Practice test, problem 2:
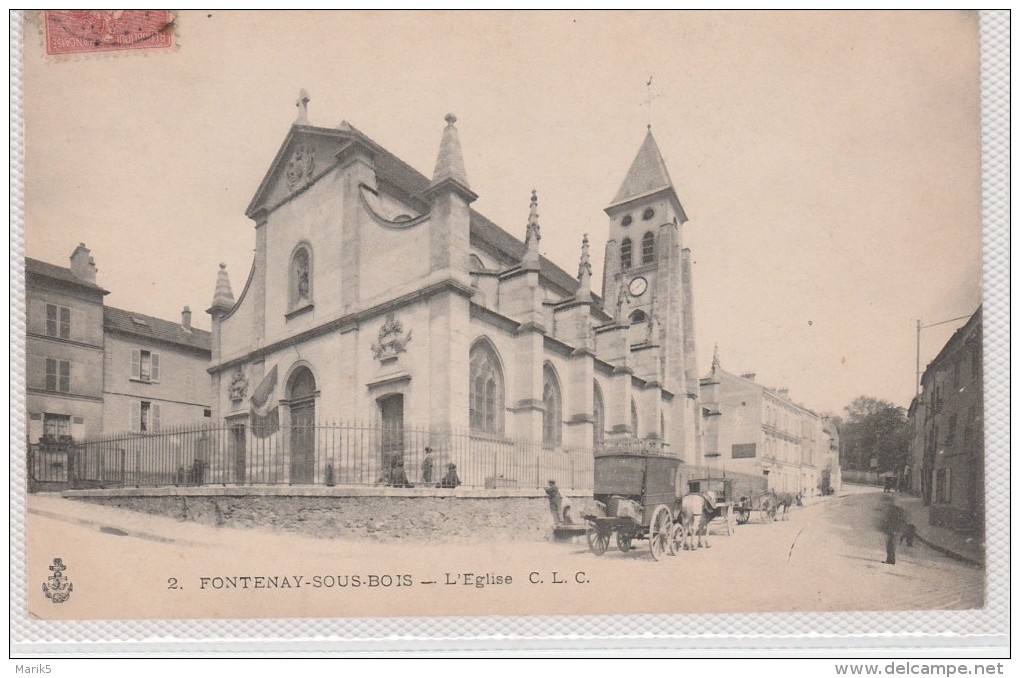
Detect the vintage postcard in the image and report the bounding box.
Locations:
[12,10,1007,651]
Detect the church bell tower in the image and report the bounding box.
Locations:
[602,128,703,464]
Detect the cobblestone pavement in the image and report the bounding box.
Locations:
[24,488,983,619]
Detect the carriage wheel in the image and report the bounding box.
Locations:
[668,522,685,556]
[616,532,633,553]
[736,509,750,525]
[648,506,672,561]
[586,524,610,556]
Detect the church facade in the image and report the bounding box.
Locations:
[206,95,704,487]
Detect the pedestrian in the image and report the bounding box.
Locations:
[387,460,413,488]
[420,446,435,484]
[885,531,897,564]
[545,480,574,526]
[439,462,461,488]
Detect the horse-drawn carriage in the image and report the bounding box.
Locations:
[686,477,739,535]
[583,451,682,561]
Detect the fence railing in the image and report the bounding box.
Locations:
[62,421,600,491]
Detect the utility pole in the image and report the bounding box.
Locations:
[915,314,972,396]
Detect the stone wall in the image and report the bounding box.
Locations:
[68,492,600,544]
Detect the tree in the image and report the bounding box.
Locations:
[838,396,910,473]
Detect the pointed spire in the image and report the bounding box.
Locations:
[295,89,310,125]
[711,343,721,373]
[430,113,470,189]
[210,262,235,312]
[609,128,676,208]
[522,189,541,270]
[576,233,592,301]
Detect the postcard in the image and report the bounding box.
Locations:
[12,10,1008,653]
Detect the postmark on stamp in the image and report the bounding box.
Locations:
[43,10,175,56]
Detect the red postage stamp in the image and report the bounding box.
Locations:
[43,10,175,56]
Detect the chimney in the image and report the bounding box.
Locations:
[740,372,756,381]
[69,243,98,283]
[181,306,192,331]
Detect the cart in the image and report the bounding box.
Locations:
[583,452,682,561]
[734,491,776,524]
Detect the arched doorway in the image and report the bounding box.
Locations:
[288,366,316,484]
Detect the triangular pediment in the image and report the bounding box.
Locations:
[245,126,356,219]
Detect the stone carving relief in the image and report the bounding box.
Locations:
[229,368,249,402]
[285,143,316,192]
[371,312,413,363]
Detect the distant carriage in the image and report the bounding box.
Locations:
[583,451,683,561]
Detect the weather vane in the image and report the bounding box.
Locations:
[642,75,663,129]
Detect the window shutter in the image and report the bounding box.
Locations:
[131,349,141,380]
[131,401,141,432]
[60,306,70,338]
[151,353,160,382]
[152,403,161,431]
[45,358,57,391]
[59,360,70,392]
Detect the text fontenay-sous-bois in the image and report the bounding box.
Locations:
[180,571,591,592]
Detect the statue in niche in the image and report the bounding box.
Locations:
[229,369,248,402]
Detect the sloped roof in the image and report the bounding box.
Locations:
[343,123,581,296]
[104,306,211,353]
[25,257,107,293]
[610,129,676,207]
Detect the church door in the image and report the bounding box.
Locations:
[287,367,317,484]
[290,402,315,484]
[379,394,404,479]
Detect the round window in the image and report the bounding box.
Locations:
[642,207,655,221]
[621,214,633,227]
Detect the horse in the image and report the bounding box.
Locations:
[771,491,801,520]
[679,490,722,550]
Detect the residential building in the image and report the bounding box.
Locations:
[102,306,212,433]
[25,246,212,443]
[909,306,983,531]
[25,245,108,442]
[699,349,824,495]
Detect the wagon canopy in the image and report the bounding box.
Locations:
[593,453,679,498]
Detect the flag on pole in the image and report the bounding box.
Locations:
[250,365,279,438]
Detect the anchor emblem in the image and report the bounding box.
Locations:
[42,557,73,604]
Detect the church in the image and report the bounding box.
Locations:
[206,93,705,488]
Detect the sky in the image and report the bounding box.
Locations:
[20,11,985,415]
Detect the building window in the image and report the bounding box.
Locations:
[620,238,632,270]
[593,381,605,448]
[290,245,312,307]
[641,231,655,264]
[131,349,160,382]
[134,400,161,433]
[542,363,562,446]
[46,304,70,339]
[43,413,71,439]
[45,358,70,393]
[631,398,639,437]
[469,339,504,435]
[946,414,957,448]
[934,467,950,503]
[204,409,212,418]
[970,346,981,381]
[629,309,648,324]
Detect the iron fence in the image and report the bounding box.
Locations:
[65,421,598,491]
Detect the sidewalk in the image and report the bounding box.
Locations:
[894,493,985,567]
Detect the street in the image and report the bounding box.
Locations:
[24,487,983,620]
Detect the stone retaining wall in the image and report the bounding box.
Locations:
[67,491,598,544]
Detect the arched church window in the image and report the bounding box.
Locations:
[290,245,312,307]
[620,238,632,270]
[593,381,605,449]
[629,309,648,324]
[631,398,639,437]
[642,231,655,264]
[543,363,562,446]
[469,339,504,434]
